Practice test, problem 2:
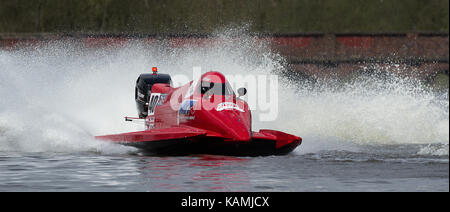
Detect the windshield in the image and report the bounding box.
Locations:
[199,81,235,96]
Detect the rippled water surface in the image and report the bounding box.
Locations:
[0,144,447,192]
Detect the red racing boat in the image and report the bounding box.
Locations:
[95,68,302,156]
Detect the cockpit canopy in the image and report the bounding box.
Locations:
[197,71,235,96]
[200,81,235,96]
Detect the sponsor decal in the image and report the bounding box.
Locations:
[179,115,195,121]
[216,102,244,112]
[179,100,197,115]
[178,100,197,123]
[137,91,145,99]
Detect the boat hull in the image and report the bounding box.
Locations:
[96,127,302,156]
[121,137,301,156]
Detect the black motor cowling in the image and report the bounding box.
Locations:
[135,73,172,118]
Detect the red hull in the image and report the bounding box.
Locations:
[95,127,301,156]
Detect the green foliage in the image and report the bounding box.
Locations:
[0,0,448,33]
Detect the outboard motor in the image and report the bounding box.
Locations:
[135,69,171,118]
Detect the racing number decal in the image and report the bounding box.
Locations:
[148,93,160,115]
[148,93,167,115]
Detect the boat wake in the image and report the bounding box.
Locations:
[0,28,448,156]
